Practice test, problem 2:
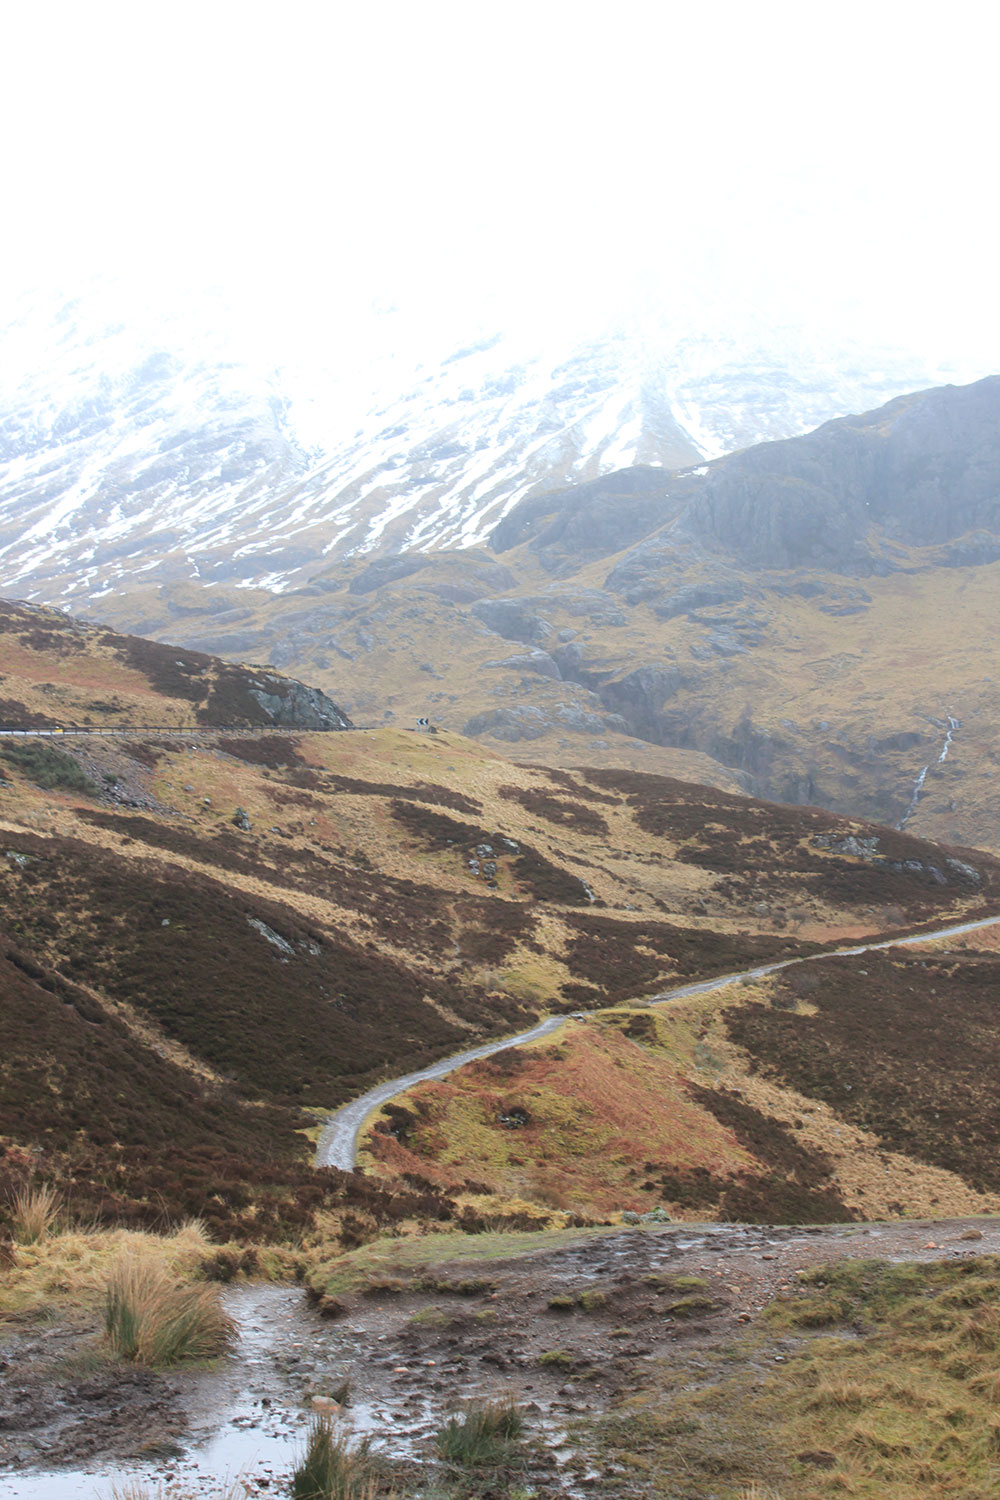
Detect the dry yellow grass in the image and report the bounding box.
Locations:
[649,985,1000,1221]
[0,1220,213,1318]
[764,1257,1000,1498]
[360,980,1000,1223]
[103,1254,236,1364]
[10,1181,62,1244]
[101,548,1000,854]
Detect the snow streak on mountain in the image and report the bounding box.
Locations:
[0,293,978,607]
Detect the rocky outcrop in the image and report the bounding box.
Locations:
[347,552,517,601]
[246,676,353,731]
[348,556,431,594]
[470,599,552,645]
[812,833,981,886]
[677,375,1000,573]
[462,703,628,741]
[593,666,687,742]
[483,651,562,680]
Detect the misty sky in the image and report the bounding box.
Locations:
[3,0,998,378]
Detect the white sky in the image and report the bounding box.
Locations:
[2,0,998,376]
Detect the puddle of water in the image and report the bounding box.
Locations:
[0,1282,459,1498]
[0,1411,307,1500]
[0,1287,314,1499]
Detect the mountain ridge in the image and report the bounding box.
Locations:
[0,292,976,607]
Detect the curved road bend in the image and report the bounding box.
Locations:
[314,1017,567,1170]
[315,911,1000,1171]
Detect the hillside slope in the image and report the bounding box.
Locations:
[0,633,998,1236]
[365,922,1000,1224]
[94,375,1000,851]
[0,598,352,731]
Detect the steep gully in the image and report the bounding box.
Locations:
[316,908,1000,1171]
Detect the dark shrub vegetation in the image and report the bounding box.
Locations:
[0,741,98,795]
[498,784,609,836]
[389,799,490,850]
[0,831,533,1112]
[112,633,212,702]
[217,735,309,768]
[563,915,813,1001]
[587,768,1000,918]
[0,698,59,730]
[726,950,1000,1194]
[511,847,592,904]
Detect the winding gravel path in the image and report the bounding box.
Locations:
[315,911,1000,1170]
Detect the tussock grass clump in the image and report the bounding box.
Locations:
[11,1182,61,1244]
[104,1256,236,1365]
[291,1419,383,1499]
[435,1396,524,1467]
[0,1220,213,1320]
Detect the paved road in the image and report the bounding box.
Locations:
[0,725,327,738]
[314,1016,567,1170]
[315,910,1000,1170]
[643,912,1000,1005]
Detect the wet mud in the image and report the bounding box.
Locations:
[2,1217,999,1497]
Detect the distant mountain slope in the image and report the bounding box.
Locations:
[84,374,1000,854]
[0,291,968,606]
[492,374,1000,574]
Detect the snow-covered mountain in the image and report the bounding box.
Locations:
[0,290,984,609]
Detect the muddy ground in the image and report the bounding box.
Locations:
[2,1216,999,1497]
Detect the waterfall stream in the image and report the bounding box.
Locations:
[898,714,959,830]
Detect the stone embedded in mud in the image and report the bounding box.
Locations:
[311,1395,343,1414]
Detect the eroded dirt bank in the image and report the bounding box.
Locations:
[2,1215,999,1497]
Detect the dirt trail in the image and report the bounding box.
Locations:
[3,1215,999,1498]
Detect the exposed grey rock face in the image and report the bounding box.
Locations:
[595,666,687,741]
[491,375,1000,577]
[490,467,681,569]
[940,532,1000,568]
[346,555,521,600]
[462,704,627,741]
[470,599,551,645]
[812,833,981,886]
[652,582,748,620]
[348,556,431,594]
[678,375,1000,572]
[247,676,353,731]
